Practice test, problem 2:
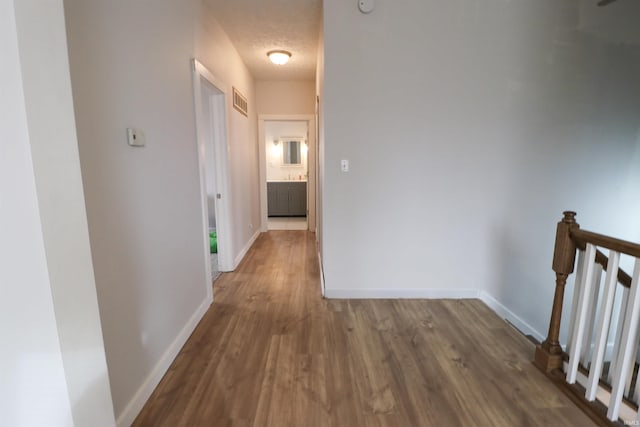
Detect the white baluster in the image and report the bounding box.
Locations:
[627,342,640,402]
[586,251,620,401]
[634,347,640,403]
[566,249,586,356]
[567,243,597,384]
[609,286,630,383]
[607,258,640,421]
[581,263,603,366]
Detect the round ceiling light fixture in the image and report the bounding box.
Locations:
[267,50,292,65]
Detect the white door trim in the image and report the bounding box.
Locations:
[192,59,234,303]
[258,114,316,232]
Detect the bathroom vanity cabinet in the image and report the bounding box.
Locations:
[267,182,307,217]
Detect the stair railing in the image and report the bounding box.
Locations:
[535,211,640,425]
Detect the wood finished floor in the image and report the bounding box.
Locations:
[133,231,594,427]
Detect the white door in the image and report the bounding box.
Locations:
[192,60,234,301]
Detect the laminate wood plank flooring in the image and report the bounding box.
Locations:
[133,231,595,426]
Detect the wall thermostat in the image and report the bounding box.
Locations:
[358,0,375,13]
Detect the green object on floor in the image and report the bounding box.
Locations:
[209,232,217,254]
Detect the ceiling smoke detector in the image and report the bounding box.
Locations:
[267,50,292,65]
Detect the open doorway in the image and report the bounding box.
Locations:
[192,60,234,299]
[265,120,309,230]
[259,115,316,232]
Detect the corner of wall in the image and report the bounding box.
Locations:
[115,295,212,427]
[479,291,545,342]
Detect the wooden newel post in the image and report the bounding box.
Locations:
[534,211,579,373]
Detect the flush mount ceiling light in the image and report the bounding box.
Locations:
[267,50,291,65]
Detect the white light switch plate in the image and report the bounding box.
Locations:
[341,159,349,172]
[127,128,145,147]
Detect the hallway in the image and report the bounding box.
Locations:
[133,231,593,426]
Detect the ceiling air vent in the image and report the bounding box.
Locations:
[232,87,248,117]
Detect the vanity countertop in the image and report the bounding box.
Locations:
[267,180,307,183]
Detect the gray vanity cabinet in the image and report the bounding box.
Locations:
[268,183,290,216]
[288,183,307,216]
[267,182,307,217]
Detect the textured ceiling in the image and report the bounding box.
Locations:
[204,0,321,81]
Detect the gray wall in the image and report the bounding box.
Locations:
[321,0,640,337]
[65,0,260,423]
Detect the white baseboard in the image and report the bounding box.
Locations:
[233,229,260,269]
[317,251,325,297]
[116,294,212,427]
[323,288,481,299]
[479,291,545,342]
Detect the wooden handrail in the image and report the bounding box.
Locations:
[594,249,632,288]
[535,211,640,424]
[535,212,640,372]
[571,228,640,259]
[570,228,637,288]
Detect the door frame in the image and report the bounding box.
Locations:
[258,114,317,232]
[192,59,234,302]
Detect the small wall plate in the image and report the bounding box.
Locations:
[358,0,375,13]
[127,128,145,147]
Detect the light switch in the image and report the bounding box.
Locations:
[341,159,349,172]
[127,128,146,147]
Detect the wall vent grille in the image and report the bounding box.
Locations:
[232,87,248,117]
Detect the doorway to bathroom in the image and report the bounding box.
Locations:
[259,116,316,232]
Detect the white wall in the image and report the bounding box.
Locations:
[257,81,317,231]
[65,0,260,424]
[1,3,72,424]
[195,4,261,259]
[316,19,325,272]
[2,0,115,425]
[255,82,316,184]
[265,121,309,181]
[322,0,640,338]
[256,80,316,115]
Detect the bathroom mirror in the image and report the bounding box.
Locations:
[282,139,303,165]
